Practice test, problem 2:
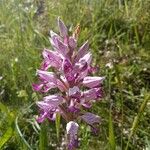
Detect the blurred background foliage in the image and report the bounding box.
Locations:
[0,0,150,149]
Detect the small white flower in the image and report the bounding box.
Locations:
[105,62,113,69]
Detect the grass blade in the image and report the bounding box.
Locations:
[39,121,48,150]
[125,92,150,150]
[15,116,33,150]
[55,113,61,141]
[109,109,116,150]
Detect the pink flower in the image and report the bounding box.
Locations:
[33,17,104,149]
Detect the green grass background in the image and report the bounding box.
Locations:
[0,0,150,149]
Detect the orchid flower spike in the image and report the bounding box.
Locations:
[33,17,104,150]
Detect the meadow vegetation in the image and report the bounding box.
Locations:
[0,0,150,149]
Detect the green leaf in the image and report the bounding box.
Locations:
[0,126,13,149]
[0,102,9,114]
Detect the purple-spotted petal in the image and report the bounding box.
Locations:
[36,95,62,115]
[63,59,73,73]
[68,86,80,97]
[68,99,80,113]
[66,121,79,150]
[82,76,105,88]
[62,59,76,84]
[76,68,89,82]
[58,17,68,37]
[74,60,88,73]
[42,49,62,70]
[68,106,80,113]
[66,74,76,83]
[83,88,102,101]
[69,37,77,49]
[74,40,89,62]
[43,95,63,106]
[37,70,57,83]
[56,79,67,92]
[37,70,68,92]
[79,52,92,65]
[56,38,68,56]
[74,52,92,79]
[68,87,79,95]
[36,108,58,123]
[80,112,100,126]
[36,95,63,123]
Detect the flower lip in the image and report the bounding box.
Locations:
[66,121,79,149]
[66,121,79,135]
